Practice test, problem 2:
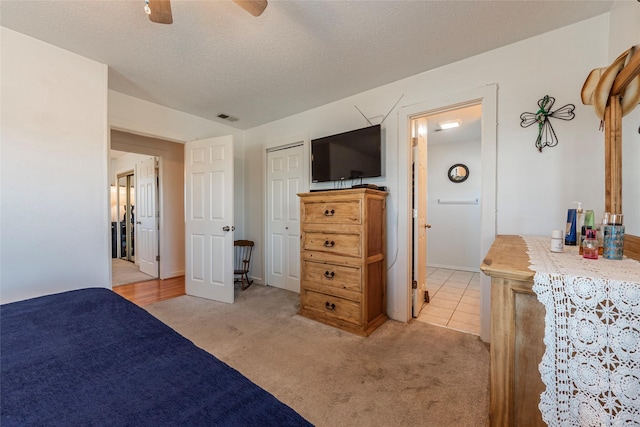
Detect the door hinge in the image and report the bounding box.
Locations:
[156,255,160,261]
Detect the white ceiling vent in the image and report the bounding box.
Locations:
[217,113,239,122]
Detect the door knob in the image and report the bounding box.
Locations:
[136,221,142,225]
[222,226,231,232]
[425,224,432,228]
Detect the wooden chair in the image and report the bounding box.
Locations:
[234,240,254,290]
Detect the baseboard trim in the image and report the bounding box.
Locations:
[427,263,481,273]
[161,269,185,280]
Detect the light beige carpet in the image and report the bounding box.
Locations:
[112,258,154,286]
[146,284,490,427]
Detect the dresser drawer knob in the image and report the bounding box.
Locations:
[323,240,335,248]
[324,271,335,279]
[325,302,336,310]
[324,209,335,216]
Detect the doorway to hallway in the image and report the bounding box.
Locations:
[411,104,483,322]
[111,154,159,286]
[109,129,185,289]
[398,84,497,341]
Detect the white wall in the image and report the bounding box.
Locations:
[242,15,611,323]
[110,152,145,187]
[0,28,109,303]
[427,140,481,271]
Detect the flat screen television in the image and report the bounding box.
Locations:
[311,124,382,183]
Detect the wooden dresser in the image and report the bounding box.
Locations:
[297,189,387,336]
[480,235,545,427]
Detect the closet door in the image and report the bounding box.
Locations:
[267,144,303,293]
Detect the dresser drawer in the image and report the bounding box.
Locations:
[301,289,361,325]
[302,260,361,292]
[301,232,361,257]
[303,200,361,225]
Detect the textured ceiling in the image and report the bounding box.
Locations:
[1,0,614,130]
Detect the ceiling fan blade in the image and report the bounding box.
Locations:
[233,0,268,17]
[148,0,173,24]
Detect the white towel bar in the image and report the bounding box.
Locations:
[437,198,479,205]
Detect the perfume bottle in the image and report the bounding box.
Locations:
[578,225,592,255]
[596,212,609,255]
[582,228,599,260]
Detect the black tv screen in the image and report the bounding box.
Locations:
[311,124,382,182]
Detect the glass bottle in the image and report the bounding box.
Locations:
[582,228,599,259]
[596,212,609,255]
[603,214,625,260]
[578,226,591,255]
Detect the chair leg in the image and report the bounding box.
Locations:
[241,272,253,291]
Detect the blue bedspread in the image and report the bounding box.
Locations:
[1,288,312,426]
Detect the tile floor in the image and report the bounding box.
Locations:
[415,267,481,336]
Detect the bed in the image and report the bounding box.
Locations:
[1,288,312,426]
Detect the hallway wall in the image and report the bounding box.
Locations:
[427,139,481,271]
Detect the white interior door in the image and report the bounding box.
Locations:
[413,117,428,317]
[185,135,234,303]
[137,156,159,277]
[267,144,303,293]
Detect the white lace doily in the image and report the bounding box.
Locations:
[523,236,640,427]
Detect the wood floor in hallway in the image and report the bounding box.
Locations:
[113,276,185,306]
